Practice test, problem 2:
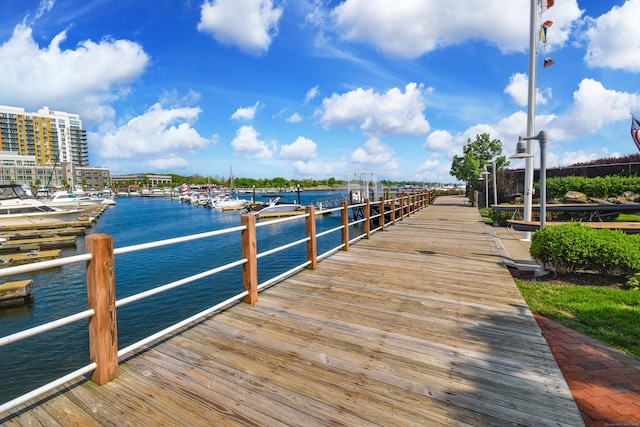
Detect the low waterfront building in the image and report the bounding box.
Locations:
[0,151,110,189]
[111,174,172,188]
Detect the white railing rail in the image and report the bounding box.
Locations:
[0,191,435,415]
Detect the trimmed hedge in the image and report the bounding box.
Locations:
[530,224,640,275]
[540,175,640,200]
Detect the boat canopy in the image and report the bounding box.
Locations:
[0,185,30,201]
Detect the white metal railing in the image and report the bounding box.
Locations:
[0,191,434,415]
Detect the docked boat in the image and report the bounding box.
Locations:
[242,196,303,218]
[0,185,82,226]
[43,191,105,208]
[209,195,248,210]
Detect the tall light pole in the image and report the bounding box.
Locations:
[491,160,498,206]
[481,166,490,208]
[511,130,547,230]
[522,0,538,241]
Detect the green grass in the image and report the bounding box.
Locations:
[478,208,494,225]
[516,280,640,360]
[616,213,640,222]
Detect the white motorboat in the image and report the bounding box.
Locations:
[43,191,104,208]
[210,195,248,210]
[0,185,82,226]
[243,196,303,218]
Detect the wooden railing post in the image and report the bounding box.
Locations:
[305,206,317,269]
[379,196,385,231]
[390,197,396,225]
[364,199,371,238]
[241,214,258,304]
[340,200,349,251]
[398,194,404,221]
[405,194,410,217]
[86,233,118,385]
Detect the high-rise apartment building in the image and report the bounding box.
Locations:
[0,105,88,167]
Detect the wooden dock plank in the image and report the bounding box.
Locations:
[2,195,585,426]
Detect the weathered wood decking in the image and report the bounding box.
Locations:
[3,195,584,426]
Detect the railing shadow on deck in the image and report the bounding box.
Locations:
[0,191,436,414]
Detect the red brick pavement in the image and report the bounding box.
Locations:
[535,314,640,427]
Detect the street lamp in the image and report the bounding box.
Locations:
[481,166,490,208]
[491,160,498,207]
[510,130,548,230]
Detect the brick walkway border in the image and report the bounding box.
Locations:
[535,314,640,426]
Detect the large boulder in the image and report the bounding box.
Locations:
[622,191,640,203]
[564,191,589,203]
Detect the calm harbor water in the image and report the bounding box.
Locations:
[0,191,347,404]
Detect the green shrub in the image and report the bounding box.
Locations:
[530,224,640,275]
[541,175,640,200]
[626,273,640,291]
[489,209,513,226]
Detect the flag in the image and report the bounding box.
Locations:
[539,26,548,42]
[540,0,554,12]
[540,21,552,43]
[632,114,640,152]
[544,57,554,68]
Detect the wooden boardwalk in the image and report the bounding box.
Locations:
[3,195,584,426]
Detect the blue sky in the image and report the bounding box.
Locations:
[1,0,639,183]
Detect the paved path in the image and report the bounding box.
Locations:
[493,221,640,426]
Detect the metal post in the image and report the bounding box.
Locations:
[492,160,498,206]
[539,131,547,229]
[522,0,538,241]
[481,166,490,208]
[511,131,547,231]
[485,174,489,208]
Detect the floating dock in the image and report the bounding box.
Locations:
[0,249,62,267]
[0,235,76,252]
[254,209,306,220]
[0,279,34,305]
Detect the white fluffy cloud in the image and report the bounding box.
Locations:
[286,113,303,123]
[332,0,581,58]
[416,153,452,182]
[548,78,640,140]
[279,136,317,160]
[584,0,640,71]
[291,160,335,176]
[305,86,319,103]
[0,23,149,125]
[231,125,274,158]
[198,0,283,55]
[504,73,551,107]
[231,102,260,120]
[318,83,430,137]
[423,130,456,154]
[351,138,398,171]
[95,102,211,167]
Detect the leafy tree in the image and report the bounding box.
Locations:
[450,133,508,196]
